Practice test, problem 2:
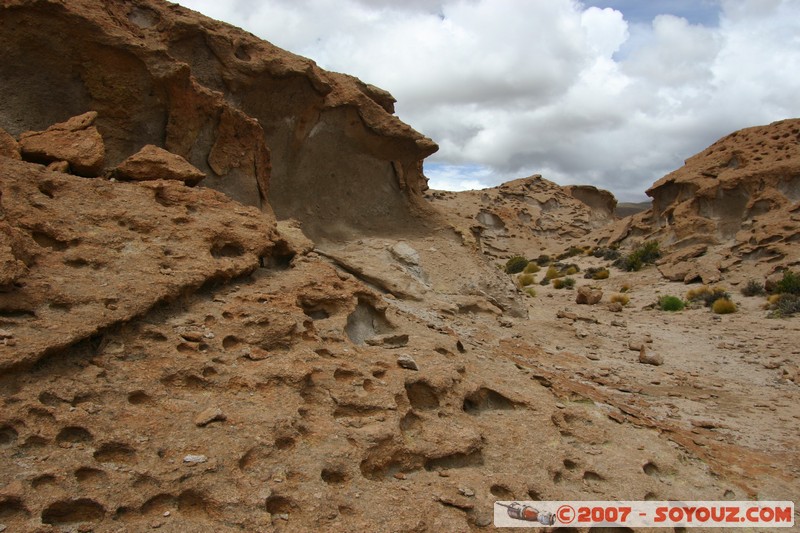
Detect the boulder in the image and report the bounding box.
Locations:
[576,286,603,305]
[112,144,206,185]
[18,111,105,176]
[0,128,20,160]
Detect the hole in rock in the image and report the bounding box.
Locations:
[405,381,440,410]
[55,426,93,444]
[41,498,104,525]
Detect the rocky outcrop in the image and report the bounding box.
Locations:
[0,157,276,371]
[426,175,618,260]
[0,0,437,238]
[592,119,800,280]
[564,184,617,221]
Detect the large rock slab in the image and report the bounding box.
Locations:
[18,111,105,176]
[112,144,206,185]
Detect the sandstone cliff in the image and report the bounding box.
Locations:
[0,0,437,239]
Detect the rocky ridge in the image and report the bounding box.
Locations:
[426,175,617,260]
[593,119,800,283]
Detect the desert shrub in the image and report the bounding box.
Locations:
[592,269,610,280]
[525,288,536,298]
[545,266,561,280]
[557,247,583,261]
[615,240,660,272]
[768,294,782,305]
[518,274,535,287]
[523,263,541,274]
[711,298,737,314]
[539,277,551,286]
[535,254,551,266]
[619,283,631,293]
[610,293,630,306]
[658,295,685,312]
[741,279,766,297]
[775,270,800,295]
[505,256,529,274]
[564,266,579,276]
[686,285,730,308]
[563,277,576,289]
[584,266,602,279]
[769,293,800,317]
[592,247,621,261]
[552,278,565,289]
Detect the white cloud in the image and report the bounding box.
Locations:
[175,0,800,201]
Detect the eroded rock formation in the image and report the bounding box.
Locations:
[0,156,276,371]
[426,175,618,260]
[593,119,800,282]
[0,0,437,238]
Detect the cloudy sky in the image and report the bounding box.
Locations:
[174,0,800,201]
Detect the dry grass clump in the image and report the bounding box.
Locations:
[712,298,737,314]
[518,274,535,287]
[686,285,730,307]
[523,263,541,274]
[609,293,630,306]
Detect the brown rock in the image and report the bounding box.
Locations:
[195,407,226,427]
[112,145,205,185]
[576,286,603,305]
[46,161,71,173]
[638,347,664,366]
[0,128,20,160]
[19,111,105,176]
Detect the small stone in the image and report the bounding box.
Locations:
[0,524,6,532]
[458,487,475,497]
[556,310,577,320]
[183,454,208,465]
[586,353,600,361]
[366,333,409,348]
[438,470,450,477]
[638,347,664,366]
[163,511,171,517]
[474,513,494,527]
[499,318,513,328]
[0,330,13,339]
[46,160,70,173]
[243,347,269,361]
[180,331,205,342]
[195,407,226,427]
[610,319,626,327]
[607,303,624,313]
[397,354,419,371]
[278,513,289,521]
[393,472,407,480]
[629,341,644,352]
